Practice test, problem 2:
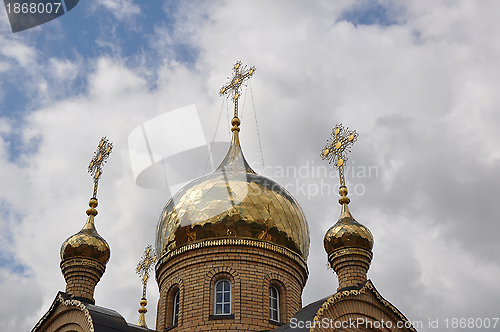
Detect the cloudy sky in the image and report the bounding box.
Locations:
[1,0,499,331]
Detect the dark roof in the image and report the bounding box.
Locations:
[32,292,155,332]
[270,295,331,332]
[271,280,417,332]
[85,302,151,332]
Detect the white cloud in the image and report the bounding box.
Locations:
[49,58,80,81]
[0,61,10,72]
[0,39,37,68]
[93,0,140,21]
[89,57,147,98]
[1,1,500,332]
[0,269,43,331]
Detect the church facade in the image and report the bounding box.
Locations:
[32,63,417,332]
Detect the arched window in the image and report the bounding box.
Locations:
[269,286,280,322]
[214,279,231,315]
[172,290,180,326]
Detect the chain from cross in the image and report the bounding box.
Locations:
[321,124,359,187]
[88,137,113,199]
[136,245,157,299]
[219,61,256,118]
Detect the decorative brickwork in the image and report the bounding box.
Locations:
[155,239,308,331]
[60,257,106,304]
[328,247,372,291]
[32,294,94,332]
[310,280,417,332]
[157,237,308,272]
[205,266,240,321]
[158,276,184,329]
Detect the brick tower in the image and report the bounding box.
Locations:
[60,197,110,304]
[33,138,162,332]
[59,137,113,305]
[298,124,416,332]
[154,62,310,331]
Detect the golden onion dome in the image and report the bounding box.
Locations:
[60,198,110,265]
[156,117,310,260]
[324,187,373,255]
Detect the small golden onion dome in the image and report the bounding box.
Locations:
[156,118,310,260]
[60,198,110,265]
[324,187,373,255]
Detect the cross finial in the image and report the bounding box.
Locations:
[136,245,156,299]
[321,124,359,188]
[219,61,256,118]
[136,245,157,328]
[88,137,113,199]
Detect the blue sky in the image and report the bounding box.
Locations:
[1,0,203,161]
[1,1,500,331]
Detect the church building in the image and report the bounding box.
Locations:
[32,63,417,332]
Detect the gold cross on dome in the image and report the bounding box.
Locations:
[219,61,256,118]
[88,137,113,199]
[136,245,157,299]
[321,124,359,187]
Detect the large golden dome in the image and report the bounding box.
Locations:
[60,198,110,265]
[155,118,310,260]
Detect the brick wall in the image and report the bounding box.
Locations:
[60,257,105,304]
[155,242,308,332]
[329,248,372,291]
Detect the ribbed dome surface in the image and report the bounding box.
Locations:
[324,204,373,254]
[60,214,110,265]
[156,128,310,260]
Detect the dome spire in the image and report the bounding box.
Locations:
[321,125,374,291]
[214,62,257,173]
[219,61,256,148]
[136,245,157,328]
[60,137,113,304]
[230,116,241,146]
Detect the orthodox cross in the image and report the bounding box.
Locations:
[136,245,156,299]
[136,245,157,328]
[88,137,113,199]
[219,61,256,118]
[321,124,359,188]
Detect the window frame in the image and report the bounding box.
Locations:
[165,284,181,330]
[269,285,280,322]
[172,289,180,326]
[214,279,232,315]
